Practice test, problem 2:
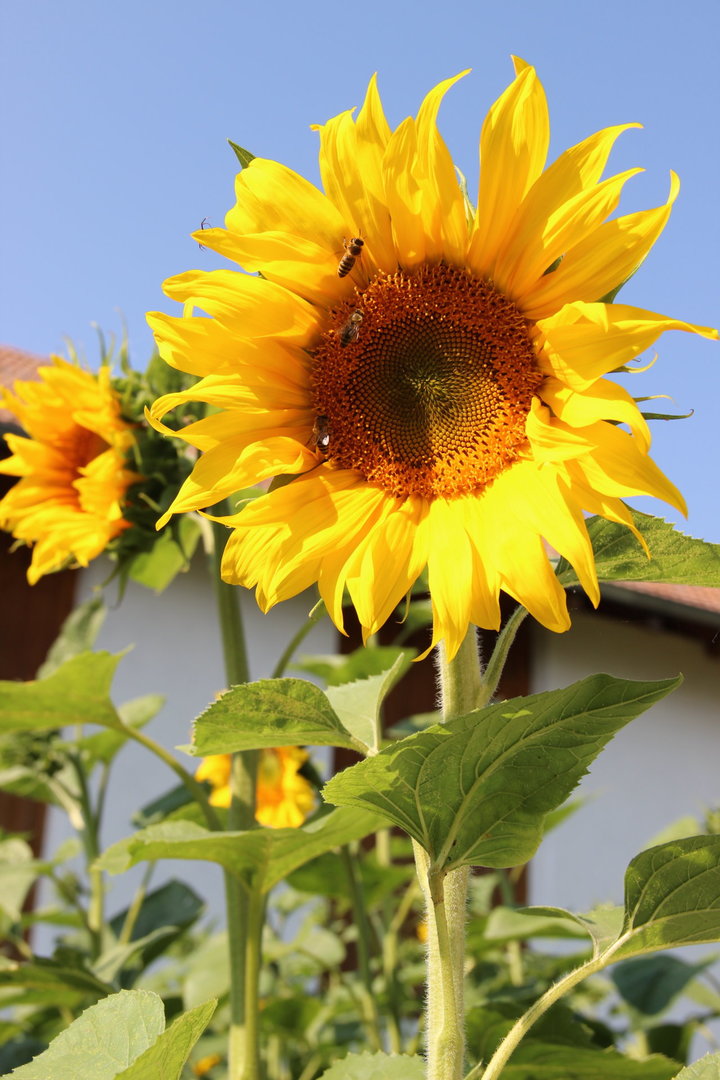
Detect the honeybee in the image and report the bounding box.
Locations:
[339,311,363,347]
[312,415,331,455]
[337,236,364,278]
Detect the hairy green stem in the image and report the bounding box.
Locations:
[468,951,612,1080]
[418,629,483,1080]
[271,598,326,678]
[477,604,529,708]
[208,514,259,1080]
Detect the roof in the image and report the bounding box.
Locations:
[602,580,720,631]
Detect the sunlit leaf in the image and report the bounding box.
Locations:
[318,1051,425,1079]
[325,653,410,754]
[614,836,720,960]
[557,512,720,587]
[324,674,680,871]
[6,989,164,1078]
[670,1054,720,1079]
[113,999,216,1080]
[97,807,385,894]
[188,678,361,756]
[0,653,122,735]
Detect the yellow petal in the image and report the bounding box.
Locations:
[537,301,718,390]
[541,376,652,452]
[575,420,687,514]
[520,174,681,320]
[414,71,470,263]
[468,59,549,277]
[383,117,426,268]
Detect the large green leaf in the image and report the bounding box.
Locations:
[557,512,720,587]
[318,1051,425,1079]
[498,1045,678,1078]
[7,989,164,1079]
[37,596,107,678]
[671,1055,720,1080]
[113,999,216,1080]
[324,654,410,755]
[188,678,362,756]
[0,653,122,734]
[323,674,680,871]
[614,836,720,960]
[0,838,38,923]
[611,954,717,1016]
[97,807,385,894]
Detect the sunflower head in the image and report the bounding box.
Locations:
[0,357,139,584]
[148,59,716,658]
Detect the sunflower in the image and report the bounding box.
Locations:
[0,357,139,583]
[196,747,315,828]
[148,59,716,658]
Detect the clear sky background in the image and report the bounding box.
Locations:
[1,0,718,540]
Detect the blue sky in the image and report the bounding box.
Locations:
[1,0,718,540]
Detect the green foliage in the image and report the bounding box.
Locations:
[5,990,214,1080]
[612,955,718,1016]
[98,807,387,892]
[671,1055,720,1079]
[0,652,122,735]
[318,1051,425,1079]
[557,511,720,587]
[228,140,255,168]
[324,674,680,871]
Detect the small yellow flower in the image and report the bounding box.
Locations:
[0,357,139,583]
[196,747,315,828]
[149,59,716,658]
[192,1053,222,1077]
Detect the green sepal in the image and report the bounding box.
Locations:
[228,140,255,169]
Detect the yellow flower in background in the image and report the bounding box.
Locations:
[148,59,716,658]
[196,747,315,828]
[0,358,139,584]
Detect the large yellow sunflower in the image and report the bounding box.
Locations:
[0,357,138,583]
[148,59,716,658]
[196,747,315,828]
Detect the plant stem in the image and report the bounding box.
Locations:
[271,598,326,678]
[340,845,383,1051]
[477,604,528,708]
[208,514,259,1080]
[468,952,611,1080]
[117,862,155,946]
[67,752,104,958]
[420,628,482,1080]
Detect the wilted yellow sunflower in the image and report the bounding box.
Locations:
[148,59,716,658]
[196,747,315,828]
[0,357,138,583]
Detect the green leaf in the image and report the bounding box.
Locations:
[518,904,625,955]
[127,516,200,592]
[482,905,592,944]
[91,928,181,985]
[499,1045,678,1077]
[37,596,107,678]
[132,783,194,827]
[293,645,412,686]
[0,653,122,735]
[614,836,720,960]
[557,511,720,588]
[182,932,229,1010]
[78,693,164,768]
[0,838,38,923]
[0,958,113,1008]
[113,999,216,1080]
[97,807,386,893]
[189,678,361,756]
[324,653,410,754]
[323,674,680,871]
[671,1054,720,1079]
[318,1051,425,1079]
[228,140,255,168]
[6,988,164,1078]
[612,954,717,1016]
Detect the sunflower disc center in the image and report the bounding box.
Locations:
[312,264,541,499]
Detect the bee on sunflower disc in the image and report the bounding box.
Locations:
[339,311,363,347]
